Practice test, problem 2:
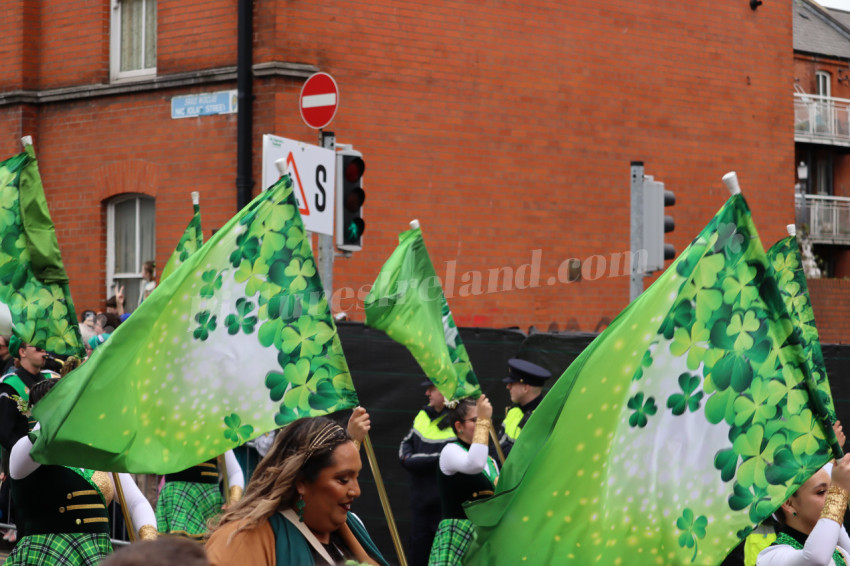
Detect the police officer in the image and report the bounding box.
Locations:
[399,381,456,566]
[498,358,552,458]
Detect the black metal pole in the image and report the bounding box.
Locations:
[236,0,254,211]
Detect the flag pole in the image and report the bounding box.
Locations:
[111,473,137,542]
[218,454,231,506]
[490,428,506,465]
[363,433,408,566]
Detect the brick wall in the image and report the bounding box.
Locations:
[0,0,808,334]
[809,278,850,343]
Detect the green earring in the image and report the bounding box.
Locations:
[792,511,797,517]
[296,495,306,522]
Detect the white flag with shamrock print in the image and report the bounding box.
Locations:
[31,174,359,473]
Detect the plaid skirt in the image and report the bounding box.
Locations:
[427,519,476,566]
[4,532,112,565]
[155,480,223,539]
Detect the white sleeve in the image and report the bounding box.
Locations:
[115,473,157,534]
[9,424,40,480]
[757,519,842,565]
[838,525,850,557]
[224,449,244,489]
[439,442,488,476]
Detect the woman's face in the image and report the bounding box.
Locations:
[785,469,830,535]
[455,405,478,444]
[297,441,362,543]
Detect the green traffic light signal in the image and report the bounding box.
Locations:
[336,150,365,251]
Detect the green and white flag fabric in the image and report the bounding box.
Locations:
[0,146,84,357]
[32,174,358,473]
[767,234,836,423]
[364,227,479,402]
[464,194,839,565]
[160,193,203,282]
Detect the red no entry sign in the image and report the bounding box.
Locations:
[299,73,339,129]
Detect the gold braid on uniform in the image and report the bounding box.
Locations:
[229,485,244,503]
[92,472,114,506]
[821,485,849,524]
[473,418,491,445]
[139,524,158,540]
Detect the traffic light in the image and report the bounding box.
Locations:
[335,148,365,251]
[643,176,675,272]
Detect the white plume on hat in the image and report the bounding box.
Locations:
[0,301,14,336]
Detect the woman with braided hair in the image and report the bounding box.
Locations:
[205,409,388,566]
[757,454,850,565]
[428,395,498,566]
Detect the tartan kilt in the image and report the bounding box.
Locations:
[427,519,476,566]
[4,532,112,565]
[155,480,223,539]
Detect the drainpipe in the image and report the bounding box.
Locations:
[236,0,254,211]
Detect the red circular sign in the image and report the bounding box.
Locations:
[299,73,339,129]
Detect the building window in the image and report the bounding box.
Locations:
[110,0,157,81]
[816,71,831,98]
[106,195,155,310]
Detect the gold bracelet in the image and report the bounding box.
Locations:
[821,485,849,524]
[138,524,158,540]
[353,439,361,451]
[473,418,491,445]
[229,485,244,503]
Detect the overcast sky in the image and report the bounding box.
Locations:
[820,0,850,11]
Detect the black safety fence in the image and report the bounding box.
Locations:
[0,324,846,566]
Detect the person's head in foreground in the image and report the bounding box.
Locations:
[99,535,209,566]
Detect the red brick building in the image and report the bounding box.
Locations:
[2,0,847,340]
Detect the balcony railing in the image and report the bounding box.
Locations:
[794,92,850,146]
[795,193,850,244]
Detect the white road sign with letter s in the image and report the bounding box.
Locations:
[261,134,335,236]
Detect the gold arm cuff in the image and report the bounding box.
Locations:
[229,485,244,503]
[353,439,361,451]
[139,524,158,540]
[820,485,849,524]
[473,418,491,445]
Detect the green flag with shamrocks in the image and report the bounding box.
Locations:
[768,233,836,423]
[463,194,840,565]
[31,174,358,473]
[364,227,479,402]
[0,146,84,357]
[160,192,203,282]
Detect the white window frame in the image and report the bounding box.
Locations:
[105,194,155,303]
[816,71,831,98]
[110,0,157,82]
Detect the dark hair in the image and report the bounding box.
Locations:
[99,536,208,566]
[29,378,59,408]
[447,398,476,437]
[103,313,121,330]
[105,296,117,309]
[210,416,352,538]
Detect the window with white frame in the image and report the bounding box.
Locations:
[816,71,831,98]
[110,0,157,81]
[107,195,155,310]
